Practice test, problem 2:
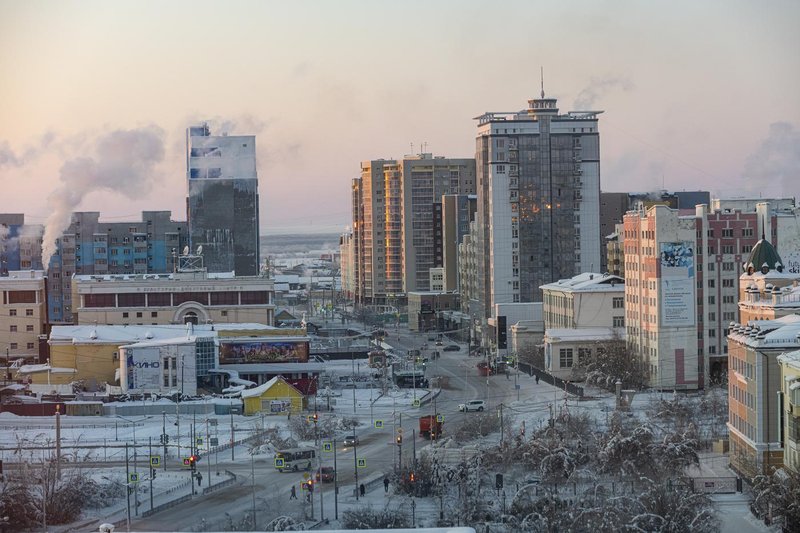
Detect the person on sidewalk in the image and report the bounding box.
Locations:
[383,477,390,493]
[535,375,540,385]
[359,483,366,497]
[290,485,297,499]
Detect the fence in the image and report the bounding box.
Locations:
[690,476,738,494]
[518,363,584,398]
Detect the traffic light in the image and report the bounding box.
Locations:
[151,469,157,480]
[396,434,402,445]
[409,472,416,483]
[307,479,314,493]
[188,454,200,470]
[312,413,319,423]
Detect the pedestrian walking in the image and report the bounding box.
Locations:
[359,483,366,496]
[535,375,540,385]
[383,477,390,493]
[290,485,297,499]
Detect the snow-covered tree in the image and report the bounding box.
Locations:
[583,333,646,391]
[750,468,800,530]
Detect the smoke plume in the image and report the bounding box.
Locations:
[742,121,800,199]
[573,76,634,110]
[41,126,165,267]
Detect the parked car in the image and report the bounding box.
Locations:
[316,466,336,482]
[343,435,359,447]
[458,400,486,412]
[443,344,460,352]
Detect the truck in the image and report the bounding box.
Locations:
[419,415,443,440]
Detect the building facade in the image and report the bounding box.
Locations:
[46,211,187,323]
[186,123,260,276]
[0,214,44,273]
[777,350,800,473]
[540,272,625,330]
[0,270,47,361]
[442,194,477,292]
[474,92,602,327]
[624,200,800,390]
[351,154,475,306]
[72,271,275,326]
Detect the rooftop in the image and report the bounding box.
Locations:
[540,272,625,292]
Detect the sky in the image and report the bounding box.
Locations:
[1,0,799,238]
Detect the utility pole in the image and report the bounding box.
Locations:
[206,419,211,487]
[162,411,167,470]
[353,430,360,501]
[230,402,235,460]
[251,453,257,529]
[149,437,154,511]
[499,404,505,444]
[125,444,131,530]
[55,405,61,480]
[333,437,339,520]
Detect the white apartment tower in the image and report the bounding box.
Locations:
[474,91,602,321]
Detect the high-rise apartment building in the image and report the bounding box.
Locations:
[441,194,477,292]
[623,200,800,390]
[47,211,187,323]
[186,123,260,276]
[0,214,43,273]
[474,92,602,324]
[350,154,475,306]
[0,270,47,361]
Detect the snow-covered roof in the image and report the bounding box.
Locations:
[49,324,215,345]
[241,376,281,398]
[17,363,77,375]
[728,315,800,349]
[544,327,623,343]
[120,336,200,349]
[539,272,624,293]
[777,349,800,370]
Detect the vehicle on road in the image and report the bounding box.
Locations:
[316,466,336,482]
[343,435,359,447]
[419,415,443,440]
[458,400,486,412]
[274,447,315,472]
[443,344,460,352]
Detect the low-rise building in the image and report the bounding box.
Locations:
[544,327,621,380]
[0,270,47,362]
[72,270,275,326]
[540,272,625,330]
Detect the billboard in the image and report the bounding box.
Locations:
[219,341,309,365]
[660,242,695,327]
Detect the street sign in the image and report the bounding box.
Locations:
[274,458,285,469]
[412,399,420,408]
[374,420,384,429]
[303,472,310,480]
[182,458,191,468]
[195,437,203,446]
[150,455,161,467]
[357,458,366,468]
[129,472,139,484]
[322,441,333,452]
[436,414,444,423]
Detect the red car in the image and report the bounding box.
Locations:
[316,466,335,482]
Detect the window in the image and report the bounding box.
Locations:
[118,293,146,307]
[27,343,34,350]
[26,309,33,316]
[559,348,574,368]
[722,279,734,288]
[26,325,33,332]
[241,291,268,305]
[722,229,733,238]
[10,325,17,332]
[708,312,716,322]
[578,347,592,361]
[9,309,16,316]
[122,312,129,318]
[742,227,753,237]
[708,295,715,304]
[613,316,625,327]
[707,279,715,288]
[723,295,735,304]
[722,262,734,271]
[10,343,17,349]
[136,312,143,318]
[722,245,734,254]
[151,312,158,318]
[612,297,624,309]
[709,329,716,338]
[742,245,752,253]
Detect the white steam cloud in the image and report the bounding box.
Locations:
[742,121,800,199]
[573,76,634,110]
[41,127,166,267]
[0,132,58,169]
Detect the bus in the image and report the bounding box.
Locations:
[274,447,315,472]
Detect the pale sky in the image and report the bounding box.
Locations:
[1,0,799,235]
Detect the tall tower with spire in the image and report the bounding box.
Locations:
[471,85,603,324]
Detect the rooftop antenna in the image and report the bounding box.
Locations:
[540,66,545,98]
[410,142,414,154]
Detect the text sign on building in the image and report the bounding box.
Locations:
[659,242,695,327]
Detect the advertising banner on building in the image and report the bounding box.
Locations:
[219,341,309,364]
[660,242,695,327]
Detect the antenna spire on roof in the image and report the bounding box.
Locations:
[540,66,545,98]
